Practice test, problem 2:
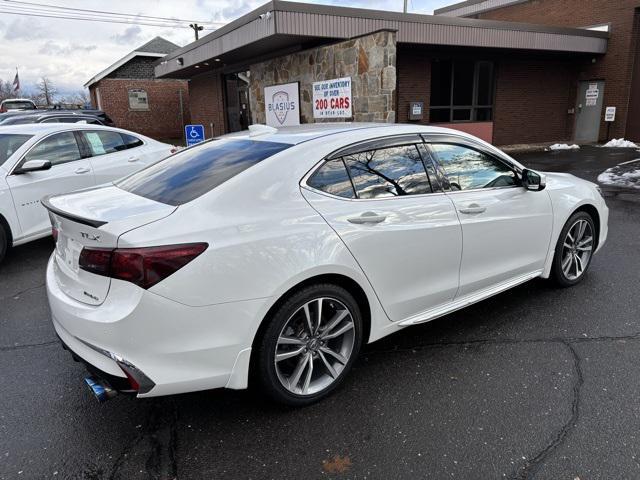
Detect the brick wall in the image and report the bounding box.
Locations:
[397,48,431,123]
[89,78,189,140]
[493,58,576,145]
[396,46,580,145]
[106,56,158,80]
[188,70,226,138]
[476,0,640,140]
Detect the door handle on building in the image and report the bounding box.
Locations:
[74,167,90,174]
[347,212,387,224]
[458,203,486,214]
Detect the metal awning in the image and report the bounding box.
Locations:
[155,0,608,79]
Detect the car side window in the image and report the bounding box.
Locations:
[41,118,59,123]
[82,130,126,157]
[121,133,143,149]
[429,143,517,191]
[343,144,433,199]
[24,132,81,166]
[307,159,355,198]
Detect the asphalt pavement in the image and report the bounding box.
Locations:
[1,146,639,479]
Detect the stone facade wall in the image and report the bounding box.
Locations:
[249,30,397,124]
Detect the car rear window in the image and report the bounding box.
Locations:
[116,138,291,206]
[3,101,35,110]
[0,134,32,167]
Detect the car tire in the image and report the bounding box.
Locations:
[256,284,363,407]
[551,211,596,287]
[0,225,7,264]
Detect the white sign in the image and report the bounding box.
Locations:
[264,82,300,127]
[128,89,148,110]
[605,106,616,122]
[313,77,352,119]
[585,84,599,107]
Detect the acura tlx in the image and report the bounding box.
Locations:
[44,123,608,406]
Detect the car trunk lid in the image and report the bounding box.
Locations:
[43,185,176,305]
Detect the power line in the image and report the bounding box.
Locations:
[1,0,223,25]
[0,8,216,29]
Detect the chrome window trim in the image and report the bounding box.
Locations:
[301,135,445,202]
[9,129,85,175]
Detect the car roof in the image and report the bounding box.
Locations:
[222,122,472,145]
[0,123,115,135]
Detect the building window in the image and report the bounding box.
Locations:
[128,89,149,110]
[429,60,495,123]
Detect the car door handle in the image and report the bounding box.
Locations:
[458,203,486,214]
[128,157,140,162]
[74,167,90,174]
[347,212,387,224]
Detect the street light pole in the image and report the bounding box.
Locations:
[189,23,203,40]
[403,0,408,13]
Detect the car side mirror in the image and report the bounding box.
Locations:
[522,169,546,191]
[15,159,52,174]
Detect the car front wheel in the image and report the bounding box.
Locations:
[552,211,596,287]
[256,284,363,406]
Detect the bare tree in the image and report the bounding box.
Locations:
[0,79,14,102]
[36,77,58,106]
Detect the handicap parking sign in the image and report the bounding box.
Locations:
[185,124,205,146]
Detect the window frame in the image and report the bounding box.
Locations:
[422,136,522,193]
[302,135,445,201]
[11,130,85,173]
[429,60,496,124]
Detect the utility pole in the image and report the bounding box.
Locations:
[189,23,203,40]
[403,0,408,13]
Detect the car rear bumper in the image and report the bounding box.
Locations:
[46,254,268,397]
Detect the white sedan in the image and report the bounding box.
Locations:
[0,124,173,262]
[44,123,608,406]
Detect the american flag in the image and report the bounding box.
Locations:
[12,70,19,93]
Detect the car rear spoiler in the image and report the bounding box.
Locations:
[41,195,107,228]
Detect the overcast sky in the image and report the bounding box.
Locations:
[0,0,452,97]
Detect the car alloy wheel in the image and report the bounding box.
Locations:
[256,284,362,405]
[274,297,356,396]
[561,218,594,281]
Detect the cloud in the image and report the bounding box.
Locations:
[38,41,97,56]
[3,17,49,40]
[111,25,143,45]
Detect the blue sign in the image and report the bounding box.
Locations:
[185,124,205,146]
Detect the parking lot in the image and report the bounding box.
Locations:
[1,146,639,479]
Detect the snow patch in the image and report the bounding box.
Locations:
[547,143,580,151]
[602,138,638,148]
[598,160,640,189]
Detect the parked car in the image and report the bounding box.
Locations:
[44,123,608,405]
[0,112,105,126]
[0,98,37,112]
[0,123,174,262]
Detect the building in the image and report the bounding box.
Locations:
[86,37,189,140]
[154,0,628,146]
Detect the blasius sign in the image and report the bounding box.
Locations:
[265,82,300,127]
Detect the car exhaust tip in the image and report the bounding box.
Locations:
[84,376,117,403]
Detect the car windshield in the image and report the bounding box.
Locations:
[116,138,292,206]
[0,134,32,167]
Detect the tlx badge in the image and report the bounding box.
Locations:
[80,232,101,241]
[272,91,289,125]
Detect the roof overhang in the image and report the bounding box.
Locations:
[434,0,528,18]
[155,0,608,79]
[84,51,167,88]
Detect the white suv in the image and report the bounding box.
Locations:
[0,124,173,262]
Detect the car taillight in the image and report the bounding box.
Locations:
[79,243,207,289]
